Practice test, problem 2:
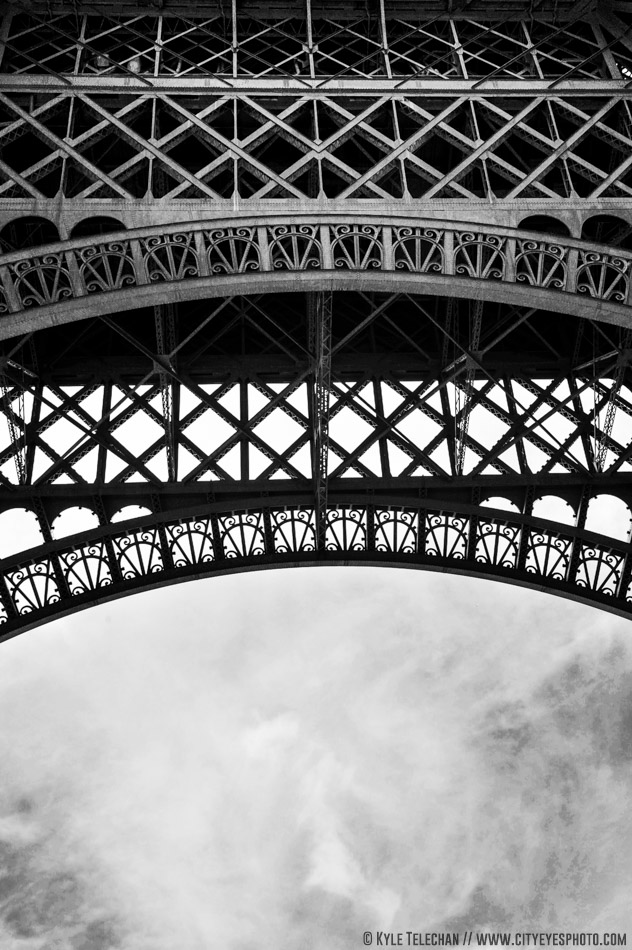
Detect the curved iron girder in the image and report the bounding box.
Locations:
[1,216,632,340]
[0,497,630,641]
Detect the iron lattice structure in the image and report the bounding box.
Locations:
[1,0,632,636]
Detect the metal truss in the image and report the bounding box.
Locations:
[2,0,632,633]
[0,284,630,633]
[1,87,632,204]
[0,5,628,82]
[1,226,632,629]
[2,283,632,490]
[1,2,632,209]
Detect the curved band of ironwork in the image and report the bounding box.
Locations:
[1,500,631,639]
[1,217,631,338]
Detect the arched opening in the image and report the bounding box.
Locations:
[51,506,100,540]
[111,506,153,524]
[532,495,575,525]
[480,496,520,513]
[0,216,60,253]
[0,508,43,558]
[70,217,126,240]
[2,566,631,941]
[0,284,629,629]
[585,494,632,541]
[518,215,571,238]
[581,215,632,251]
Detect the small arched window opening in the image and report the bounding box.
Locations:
[518,215,571,238]
[51,507,100,540]
[532,495,575,525]
[0,508,44,558]
[480,496,520,513]
[581,215,632,251]
[0,217,60,253]
[585,494,632,542]
[70,217,126,240]
[111,505,153,524]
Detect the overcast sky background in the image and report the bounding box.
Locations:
[0,567,631,948]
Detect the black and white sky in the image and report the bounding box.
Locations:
[0,566,632,948]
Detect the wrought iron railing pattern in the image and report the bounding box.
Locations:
[1,218,631,325]
[1,501,630,637]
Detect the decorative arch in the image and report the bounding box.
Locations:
[1,216,632,340]
[2,498,632,641]
[1,216,632,636]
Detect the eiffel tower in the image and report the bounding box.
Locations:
[0,0,632,638]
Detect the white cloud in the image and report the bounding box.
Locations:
[0,569,631,947]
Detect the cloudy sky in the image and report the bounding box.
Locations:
[0,567,632,948]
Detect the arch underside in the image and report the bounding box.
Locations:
[1,499,631,640]
[1,254,632,631]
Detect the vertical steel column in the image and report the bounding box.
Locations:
[154,303,178,481]
[232,0,238,78]
[0,361,26,485]
[596,329,632,473]
[305,0,316,79]
[455,298,483,475]
[378,0,392,78]
[308,291,332,550]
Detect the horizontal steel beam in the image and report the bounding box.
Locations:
[1,76,630,96]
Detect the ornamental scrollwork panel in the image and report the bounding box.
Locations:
[167,519,216,567]
[330,225,383,270]
[60,543,113,595]
[205,228,261,275]
[142,233,199,283]
[393,227,444,274]
[218,512,266,559]
[78,242,137,295]
[574,546,623,598]
[524,531,571,581]
[113,530,164,579]
[515,240,568,291]
[270,509,316,554]
[474,520,520,570]
[1,505,632,633]
[269,226,322,271]
[576,253,630,304]
[1,222,632,319]
[374,508,419,555]
[454,233,506,281]
[6,561,60,616]
[11,257,73,308]
[424,512,468,560]
[325,508,367,552]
